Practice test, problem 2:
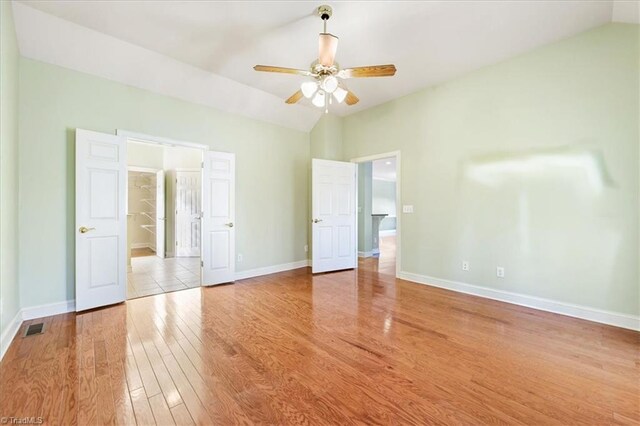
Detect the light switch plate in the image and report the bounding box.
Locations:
[402,205,414,213]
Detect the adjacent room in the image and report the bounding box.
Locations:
[0,1,638,425]
[357,155,398,275]
[126,139,203,299]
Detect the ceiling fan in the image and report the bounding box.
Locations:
[253,5,397,112]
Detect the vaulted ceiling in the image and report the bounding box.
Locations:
[13,1,638,131]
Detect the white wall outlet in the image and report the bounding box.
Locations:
[402,205,414,213]
[462,261,469,271]
[237,254,243,263]
[304,245,308,252]
[496,266,505,278]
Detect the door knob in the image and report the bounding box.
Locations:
[225,222,234,227]
[79,226,96,234]
[313,219,323,223]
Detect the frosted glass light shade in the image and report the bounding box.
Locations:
[321,75,338,93]
[312,90,326,108]
[301,81,318,98]
[333,86,347,103]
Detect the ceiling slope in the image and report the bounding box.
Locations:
[12,2,321,132]
[13,1,637,127]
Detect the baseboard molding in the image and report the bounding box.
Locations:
[235,260,310,281]
[0,310,24,361]
[21,300,76,321]
[358,251,373,258]
[131,242,152,249]
[1,299,76,361]
[398,271,640,331]
[379,229,396,237]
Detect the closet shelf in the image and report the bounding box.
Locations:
[141,224,156,234]
[140,212,155,221]
[141,199,156,207]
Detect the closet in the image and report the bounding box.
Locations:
[128,170,165,257]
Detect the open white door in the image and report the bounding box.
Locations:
[312,159,357,273]
[75,129,127,311]
[202,152,235,285]
[156,170,165,259]
[175,171,201,257]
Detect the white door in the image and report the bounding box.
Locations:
[202,152,235,285]
[156,170,165,259]
[175,171,201,257]
[312,159,357,273]
[75,129,127,311]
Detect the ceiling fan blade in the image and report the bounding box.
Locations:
[340,64,397,78]
[285,90,304,104]
[345,91,359,106]
[254,65,312,76]
[318,33,339,67]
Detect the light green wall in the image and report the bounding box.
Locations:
[343,23,639,315]
[357,162,373,254]
[310,114,343,161]
[372,179,396,231]
[19,58,310,308]
[0,1,21,342]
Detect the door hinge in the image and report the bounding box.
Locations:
[175,241,178,246]
[201,260,204,267]
[201,161,204,168]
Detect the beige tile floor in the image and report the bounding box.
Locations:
[127,255,200,299]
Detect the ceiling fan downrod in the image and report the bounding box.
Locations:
[317,5,332,33]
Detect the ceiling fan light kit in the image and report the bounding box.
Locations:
[253,4,397,113]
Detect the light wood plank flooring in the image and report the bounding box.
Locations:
[1,266,638,424]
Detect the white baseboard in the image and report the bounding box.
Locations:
[1,310,24,361]
[131,242,152,249]
[0,299,76,361]
[398,271,640,331]
[21,300,76,321]
[358,251,373,258]
[235,260,310,281]
[379,229,396,237]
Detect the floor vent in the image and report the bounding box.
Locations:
[24,322,45,337]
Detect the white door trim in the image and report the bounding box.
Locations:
[120,130,207,289]
[350,151,401,278]
[116,129,209,151]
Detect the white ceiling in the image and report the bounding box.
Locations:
[14,1,638,131]
[372,157,396,182]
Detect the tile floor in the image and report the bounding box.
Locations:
[127,255,200,299]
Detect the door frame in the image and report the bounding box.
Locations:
[118,129,208,287]
[350,151,401,278]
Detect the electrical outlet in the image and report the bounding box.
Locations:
[496,266,505,278]
[402,205,414,213]
[237,254,243,263]
[304,245,308,252]
[462,261,469,271]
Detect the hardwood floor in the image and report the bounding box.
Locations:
[359,235,396,276]
[1,266,638,425]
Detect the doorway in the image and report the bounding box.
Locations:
[352,152,400,276]
[75,128,237,311]
[126,140,203,299]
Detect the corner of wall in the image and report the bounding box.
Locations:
[0,0,23,358]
